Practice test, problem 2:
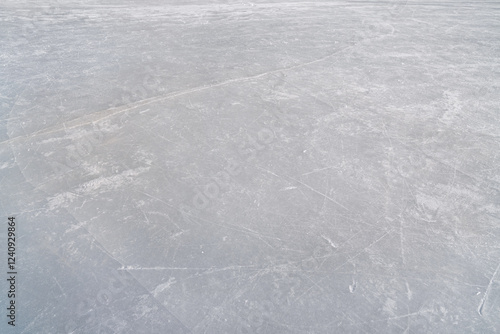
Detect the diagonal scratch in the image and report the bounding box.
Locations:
[478,262,500,316]
[256,166,349,211]
[0,45,356,147]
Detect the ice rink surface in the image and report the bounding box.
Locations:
[1,0,499,332]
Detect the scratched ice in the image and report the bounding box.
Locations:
[1,0,499,333]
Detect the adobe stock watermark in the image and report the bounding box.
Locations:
[388,0,409,16]
[174,15,400,224]
[48,123,107,176]
[347,16,395,48]
[109,55,165,109]
[177,109,290,224]
[345,0,409,48]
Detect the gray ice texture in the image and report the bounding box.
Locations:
[0,0,499,333]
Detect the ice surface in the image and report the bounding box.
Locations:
[1,0,499,333]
